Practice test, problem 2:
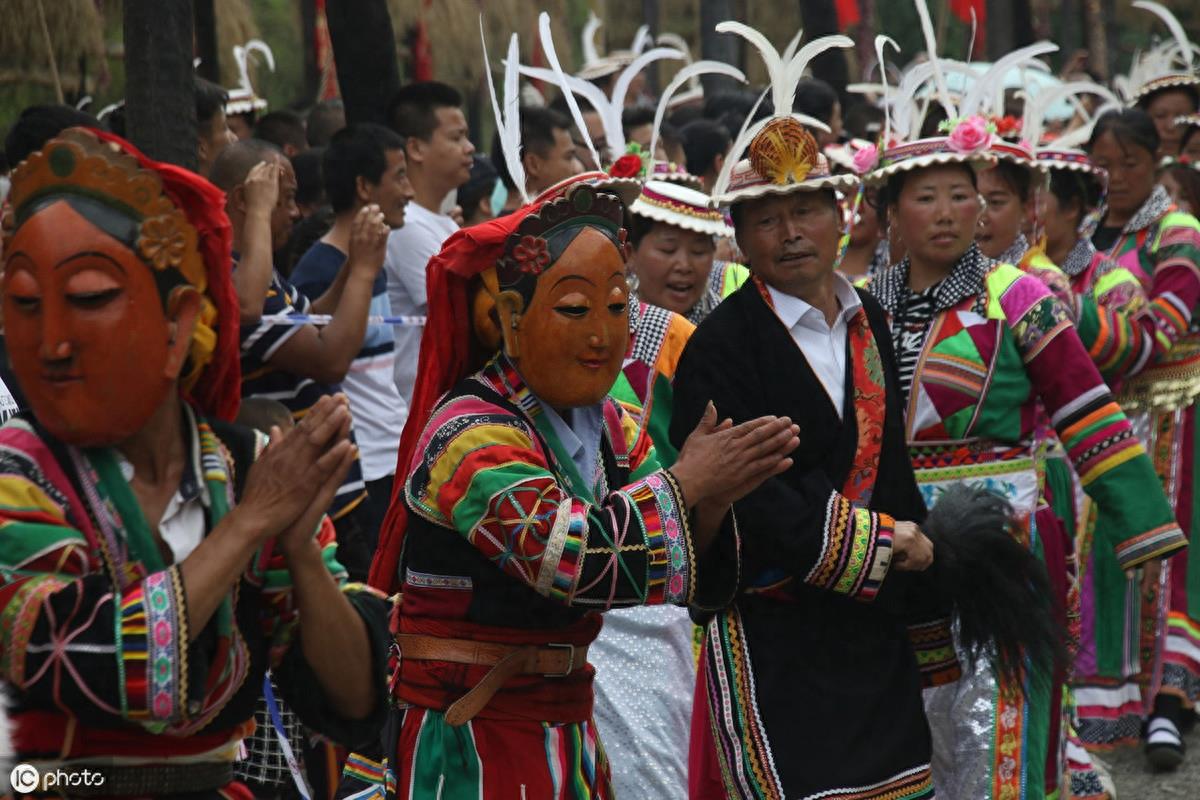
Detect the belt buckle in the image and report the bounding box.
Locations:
[542,643,575,677]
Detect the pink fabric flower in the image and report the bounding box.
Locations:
[852,143,879,175]
[947,115,993,154]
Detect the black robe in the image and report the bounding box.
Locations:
[670,282,950,800]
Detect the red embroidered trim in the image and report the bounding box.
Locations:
[752,276,884,504]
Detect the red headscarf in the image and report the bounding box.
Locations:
[89,129,241,421]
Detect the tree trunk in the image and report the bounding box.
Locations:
[124,0,198,170]
[325,0,401,126]
[799,0,849,101]
[642,0,660,95]
[193,0,219,83]
[300,0,320,105]
[699,0,739,96]
[855,0,878,81]
[1057,0,1083,64]
[986,0,1014,60]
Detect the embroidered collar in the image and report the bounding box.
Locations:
[871,242,994,315]
[868,239,891,276]
[685,266,726,325]
[1060,238,1096,277]
[996,233,1030,266]
[1119,184,1172,235]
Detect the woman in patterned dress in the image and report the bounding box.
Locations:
[1085,108,1200,769]
[863,118,1186,799]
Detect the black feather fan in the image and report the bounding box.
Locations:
[922,483,1066,684]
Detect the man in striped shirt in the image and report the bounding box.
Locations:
[212,139,391,581]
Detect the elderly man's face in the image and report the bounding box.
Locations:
[734,191,841,297]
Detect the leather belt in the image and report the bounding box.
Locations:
[395,633,589,726]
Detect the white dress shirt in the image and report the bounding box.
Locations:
[765,274,863,419]
[115,406,210,563]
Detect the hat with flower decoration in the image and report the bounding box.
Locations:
[860,0,1071,186]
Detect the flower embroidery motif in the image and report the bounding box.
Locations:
[137,214,191,271]
[512,235,550,274]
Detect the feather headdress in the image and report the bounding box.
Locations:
[226,39,274,115]
[480,18,529,205]
[709,23,855,205]
[1121,1,1200,104]
[520,12,685,167]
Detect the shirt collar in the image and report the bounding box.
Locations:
[765,272,862,331]
[113,403,209,508]
[540,403,604,484]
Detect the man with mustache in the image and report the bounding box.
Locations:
[671,116,945,800]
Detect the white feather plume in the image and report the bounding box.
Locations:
[631,25,652,56]
[536,12,600,168]
[581,11,603,67]
[958,42,1059,120]
[1022,80,1120,147]
[1134,1,1194,69]
[1054,100,1124,150]
[481,20,529,204]
[782,34,856,114]
[874,35,900,144]
[649,60,748,166]
[233,39,276,95]
[716,22,789,113]
[716,22,852,117]
[710,88,770,202]
[913,0,956,120]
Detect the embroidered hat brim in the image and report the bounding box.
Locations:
[713,159,858,208]
[632,180,734,238]
[536,171,642,208]
[864,137,997,186]
[1133,74,1200,105]
[1036,147,1106,177]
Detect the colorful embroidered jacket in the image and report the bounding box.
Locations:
[871,251,1183,569]
[396,355,737,722]
[610,301,694,464]
[1091,187,1200,410]
[0,408,390,773]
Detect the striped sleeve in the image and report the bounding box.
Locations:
[406,395,696,609]
[1001,275,1186,569]
[1074,256,1151,383]
[1134,212,1200,371]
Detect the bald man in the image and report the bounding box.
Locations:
[210,140,299,321]
[214,139,392,583]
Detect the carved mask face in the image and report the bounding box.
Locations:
[3,199,199,446]
[497,227,629,409]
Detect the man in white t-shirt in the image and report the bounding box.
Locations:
[384,82,474,402]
